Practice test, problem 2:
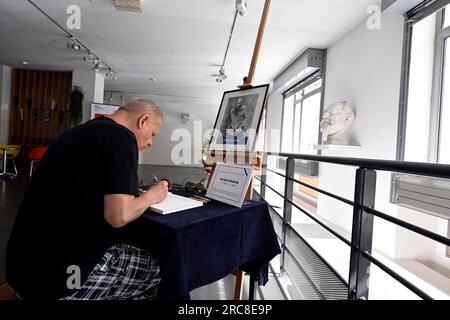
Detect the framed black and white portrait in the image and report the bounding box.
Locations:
[208,84,269,152]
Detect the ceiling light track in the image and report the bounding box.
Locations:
[216,0,248,83]
[216,9,238,83]
[220,9,238,69]
[27,0,118,80]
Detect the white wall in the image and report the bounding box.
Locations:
[72,69,105,124]
[106,92,219,166]
[0,65,12,144]
[300,11,450,298]
[317,13,405,258]
[264,92,283,153]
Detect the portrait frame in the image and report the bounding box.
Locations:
[208,84,269,152]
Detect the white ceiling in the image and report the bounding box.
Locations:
[0,0,378,102]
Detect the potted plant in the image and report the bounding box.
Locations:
[69,86,84,127]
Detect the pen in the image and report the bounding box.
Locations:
[191,195,210,203]
[192,195,210,203]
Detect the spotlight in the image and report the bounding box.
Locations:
[106,69,118,80]
[83,51,96,64]
[67,37,82,52]
[21,61,29,65]
[216,66,227,82]
[236,0,248,17]
[219,67,227,79]
[94,60,104,72]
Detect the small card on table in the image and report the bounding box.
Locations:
[206,163,253,208]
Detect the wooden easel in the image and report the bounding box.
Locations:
[203,0,272,300]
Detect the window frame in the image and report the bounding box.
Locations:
[392,0,450,229]
[280,71,324,155]
[396,0,450,163]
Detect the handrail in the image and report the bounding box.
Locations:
[361,251,433,300]
[262,166,449,247]
[255,175,351,245]
[289,176,355,207]
[266,167,287,179]
[254,175,285,200]
[363,206,450,247]
[265,163,355,206]
[256,151,450,300]
[264,152,450,179]
[287,198,351,246]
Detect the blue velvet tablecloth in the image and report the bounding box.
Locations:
[129,197,280,300]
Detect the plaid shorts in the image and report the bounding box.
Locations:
[61,243,160,300]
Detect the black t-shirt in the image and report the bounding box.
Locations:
[6,117,139,299]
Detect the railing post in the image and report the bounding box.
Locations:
[260,153,267,199]
[281,157,295,273]
[348,168,376,300]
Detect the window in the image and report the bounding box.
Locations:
[439,37,450,163]
[399,1,450,164]
[393,1,450,222]
[281,73,322,155]
[444,4,450,28]
[280,73,322,208]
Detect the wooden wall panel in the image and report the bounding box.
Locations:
[8,69,72,151]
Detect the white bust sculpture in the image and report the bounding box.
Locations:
[320,101,355,145]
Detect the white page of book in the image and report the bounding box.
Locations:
[149,192,203,214]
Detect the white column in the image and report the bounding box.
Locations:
[72,69,105,123]
[0,64,12,144]
[265,92,282,153]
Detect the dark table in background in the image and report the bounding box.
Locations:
[129,196,280,300]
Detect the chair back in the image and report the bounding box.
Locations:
[27,146,49,161]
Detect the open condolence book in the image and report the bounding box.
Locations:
[149,192,204,214]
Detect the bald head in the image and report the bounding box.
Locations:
[109,98,163,151]
[120,98,163,122]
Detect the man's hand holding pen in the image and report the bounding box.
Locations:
[147,180,169,203]
[139,176,171,204]
[153,175,171,189]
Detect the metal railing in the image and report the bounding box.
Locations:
[254,152,450,300]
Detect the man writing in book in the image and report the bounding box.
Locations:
[6,98,168,300]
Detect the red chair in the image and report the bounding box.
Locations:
[28,146,48,178]
[0,282,17,300]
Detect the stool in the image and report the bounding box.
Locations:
[27,146,48,178]
[0,144,21,178]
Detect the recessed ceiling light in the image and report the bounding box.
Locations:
[21,61,29,65]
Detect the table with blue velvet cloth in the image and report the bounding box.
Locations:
[129,197,281,300]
